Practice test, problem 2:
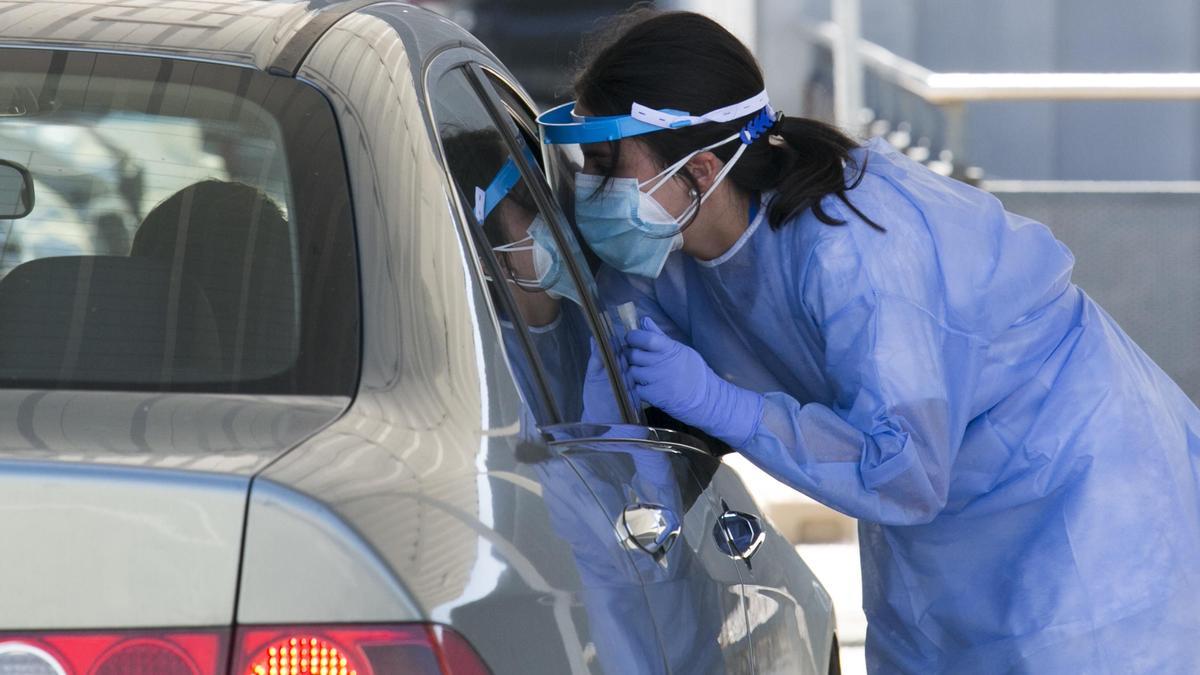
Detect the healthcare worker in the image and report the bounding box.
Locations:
[537,10,1200,674]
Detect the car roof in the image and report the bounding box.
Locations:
[0,0,386,73]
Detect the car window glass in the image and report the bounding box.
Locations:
[431,67,622,425]
[0,50,357,395]
[478,71,644,407]
[479,73,607,310]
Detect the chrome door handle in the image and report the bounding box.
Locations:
[621,503,681,560]
[714,509,765,564]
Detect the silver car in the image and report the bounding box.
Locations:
[0,2,838,673]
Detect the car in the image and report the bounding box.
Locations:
[0,2,839,674]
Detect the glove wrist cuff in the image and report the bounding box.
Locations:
[708,378,765,449]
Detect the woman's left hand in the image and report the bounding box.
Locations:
[625,317,764,447]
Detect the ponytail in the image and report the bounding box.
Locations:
[764,115,883,231]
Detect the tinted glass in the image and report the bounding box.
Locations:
[481,70,643,418]
[0,50,358,395]
[431,67,620,425]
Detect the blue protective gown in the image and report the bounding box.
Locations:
[598,138,1200,673]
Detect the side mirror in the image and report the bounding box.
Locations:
[0,159,34,219]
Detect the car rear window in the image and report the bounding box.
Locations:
[0,50,358,395]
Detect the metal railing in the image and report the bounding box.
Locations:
[801,3,1200,404]
[805,5,1200,164]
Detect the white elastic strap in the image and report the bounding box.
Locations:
[639,133,750,226]
[493,235,534,253]
[673,143,747,225]
[473,187,487,222]
[639,132,741,196]
[699,143,748,207]
[630,90,770,130]
[484,271,540,289]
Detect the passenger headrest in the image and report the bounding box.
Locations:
[131,180,296,381]
[0,256,222,388]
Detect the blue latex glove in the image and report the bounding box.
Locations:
[626,317,765,447]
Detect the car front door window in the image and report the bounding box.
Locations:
[432,66,624,427]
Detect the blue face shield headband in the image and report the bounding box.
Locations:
[535,91,780,277]
[473,145,539,223]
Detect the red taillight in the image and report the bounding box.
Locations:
[233,625,489,675]
[92,639,200,675]
[0,624,487,675]
[239,633,364,675]
[0,631,224,675]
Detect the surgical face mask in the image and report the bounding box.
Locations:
[492,214,583,307]
[573,173,683,278]
[573,130,751,278]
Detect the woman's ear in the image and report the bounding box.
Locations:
[684,150,724,193]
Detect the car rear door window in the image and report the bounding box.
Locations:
[0,50,358,395]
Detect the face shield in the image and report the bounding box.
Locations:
[535,91,777,277]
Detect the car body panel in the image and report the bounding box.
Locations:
[0,390,349,474]
[0,459,245,629]
[548,435,757,673]
[0,0,323,70]
[260,11,665,672]
[279,10,766,671]
[237,478,423,623]
[0,389,349,629]
[709,466,837,674]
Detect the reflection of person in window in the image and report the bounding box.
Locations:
[441,129,590,422]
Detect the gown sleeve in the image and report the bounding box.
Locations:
[740,206,989,526]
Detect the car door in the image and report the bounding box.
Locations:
[425,53,667,675]
[706,467,837,674]
[463,64,760,674]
